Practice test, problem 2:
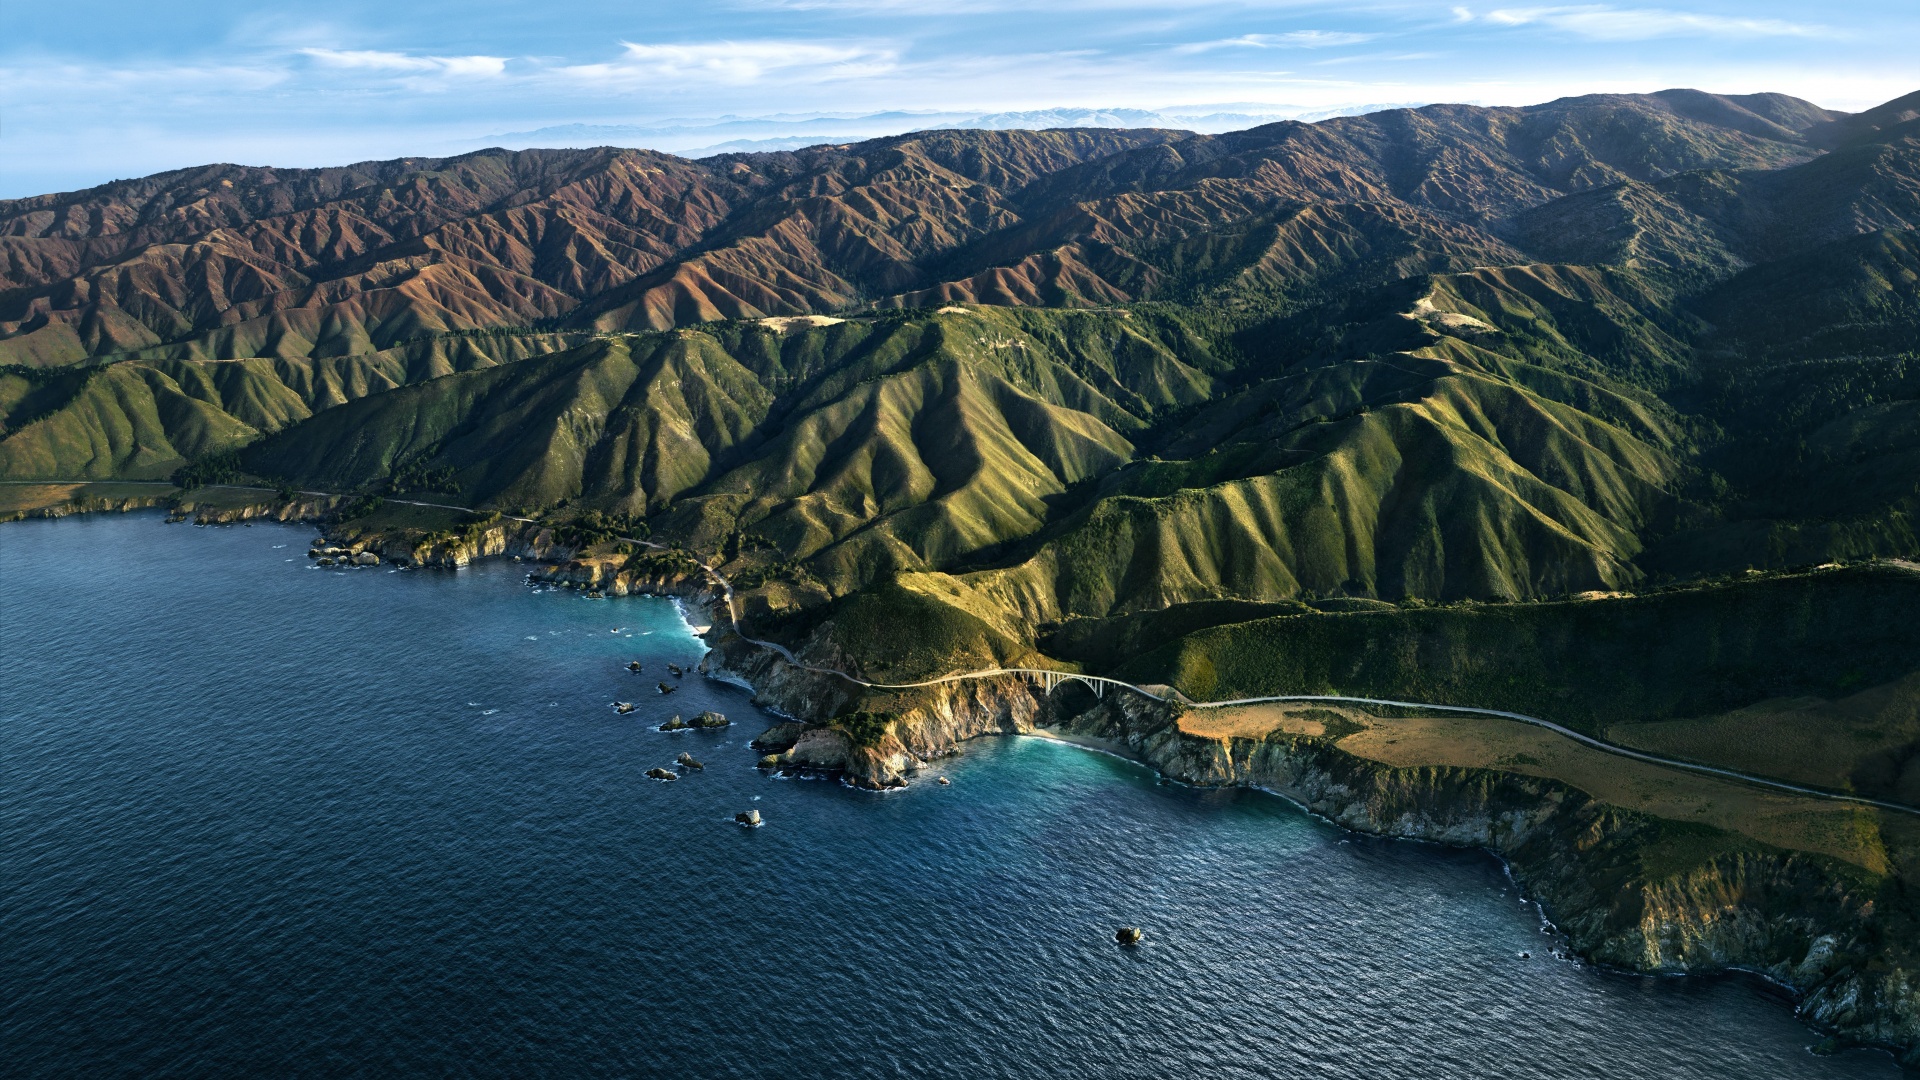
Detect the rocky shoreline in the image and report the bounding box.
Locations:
[3,492,173,523]
[697,631,1920,1068]
[12,500,1914,1064]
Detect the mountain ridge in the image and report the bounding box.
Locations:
[14,85,1920,1067]
[1,89,1876,371]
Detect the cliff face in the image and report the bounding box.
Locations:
[1079,696,1920,1066]
[378,522,557,568]
[704,643,1920,1062]
[701,633,1043,788]
[529,553,715,600]
[304,518,573,569]
[171,494,342,525]
[4,492,171,522]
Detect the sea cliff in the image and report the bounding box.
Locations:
[171,494,343,525]
[1106,698,1920,1065]
[527,551,717,601]
[702,631,1043,786]
[4,491,170,522]
[700,639,1920,1066]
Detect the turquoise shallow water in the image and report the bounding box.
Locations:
[0,513,1904,1078]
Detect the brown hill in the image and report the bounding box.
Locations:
[0,90,1869,368]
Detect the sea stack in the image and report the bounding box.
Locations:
[645,767,677,782]
[1116,927,1144,945]
[735,810,762,827]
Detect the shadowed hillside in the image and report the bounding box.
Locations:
[5,87,1920,644]
[19,87,1920,1065]
[0,90,1872,370]
[0,331,582,478]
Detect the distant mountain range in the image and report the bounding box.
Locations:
[12,85,1920,1055]
[5,85,1919,611]
[474,103,1423,157]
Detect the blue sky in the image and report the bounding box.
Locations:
[4,0,1915,197]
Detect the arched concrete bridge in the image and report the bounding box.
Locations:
[18,480,1920,821]
[137,493,1907,822]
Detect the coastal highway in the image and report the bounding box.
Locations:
[26,480,1913,819]
[656,532,1920,819]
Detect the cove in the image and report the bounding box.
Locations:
[0,513,1901,1078]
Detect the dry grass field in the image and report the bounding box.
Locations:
[1180,702,1904,873]
[1610,672,1920,801]
[0,481,175,519]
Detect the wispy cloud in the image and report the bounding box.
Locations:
[733,0,1347,10]
[1453,5,1839,41]
[1311,51,1440,67]
[5,0,1912,198]
[302,49,509,78]
[559,40,897,85]
[1177,30,1379,54]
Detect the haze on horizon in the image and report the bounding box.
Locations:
[3,0,1915,199]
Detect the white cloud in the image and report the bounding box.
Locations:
[1466,5,1837,41]
[301,49,508,77]
[1177,30,1379,53]
[1311,51,1440,66]
[733,0,1346,10]
[557,40,897,86]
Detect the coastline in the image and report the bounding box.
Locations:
[1024,721,1833,1038]
[697,635,1920,1068]
[1023,726,1149,767]
[10,502,1917,1067]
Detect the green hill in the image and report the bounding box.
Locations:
[5,87,1920,674]
[13,88,1920,1062]
[0,333,582,479]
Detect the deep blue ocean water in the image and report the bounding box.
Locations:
[0,513,1903,1078]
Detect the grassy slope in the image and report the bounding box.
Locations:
[1118,564,1920,747]
[1190,702,1896,872]
[243,333,772,511]
[7,104,1920,705]
[241,309,1228,593]
[1610,670,1920,805]
[948,267,1686,622]
[0,333,581,480]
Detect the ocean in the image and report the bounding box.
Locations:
[0,513,1899,1077]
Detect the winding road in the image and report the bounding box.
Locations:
[643,529,1920,819]
[19,480,1915,818]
